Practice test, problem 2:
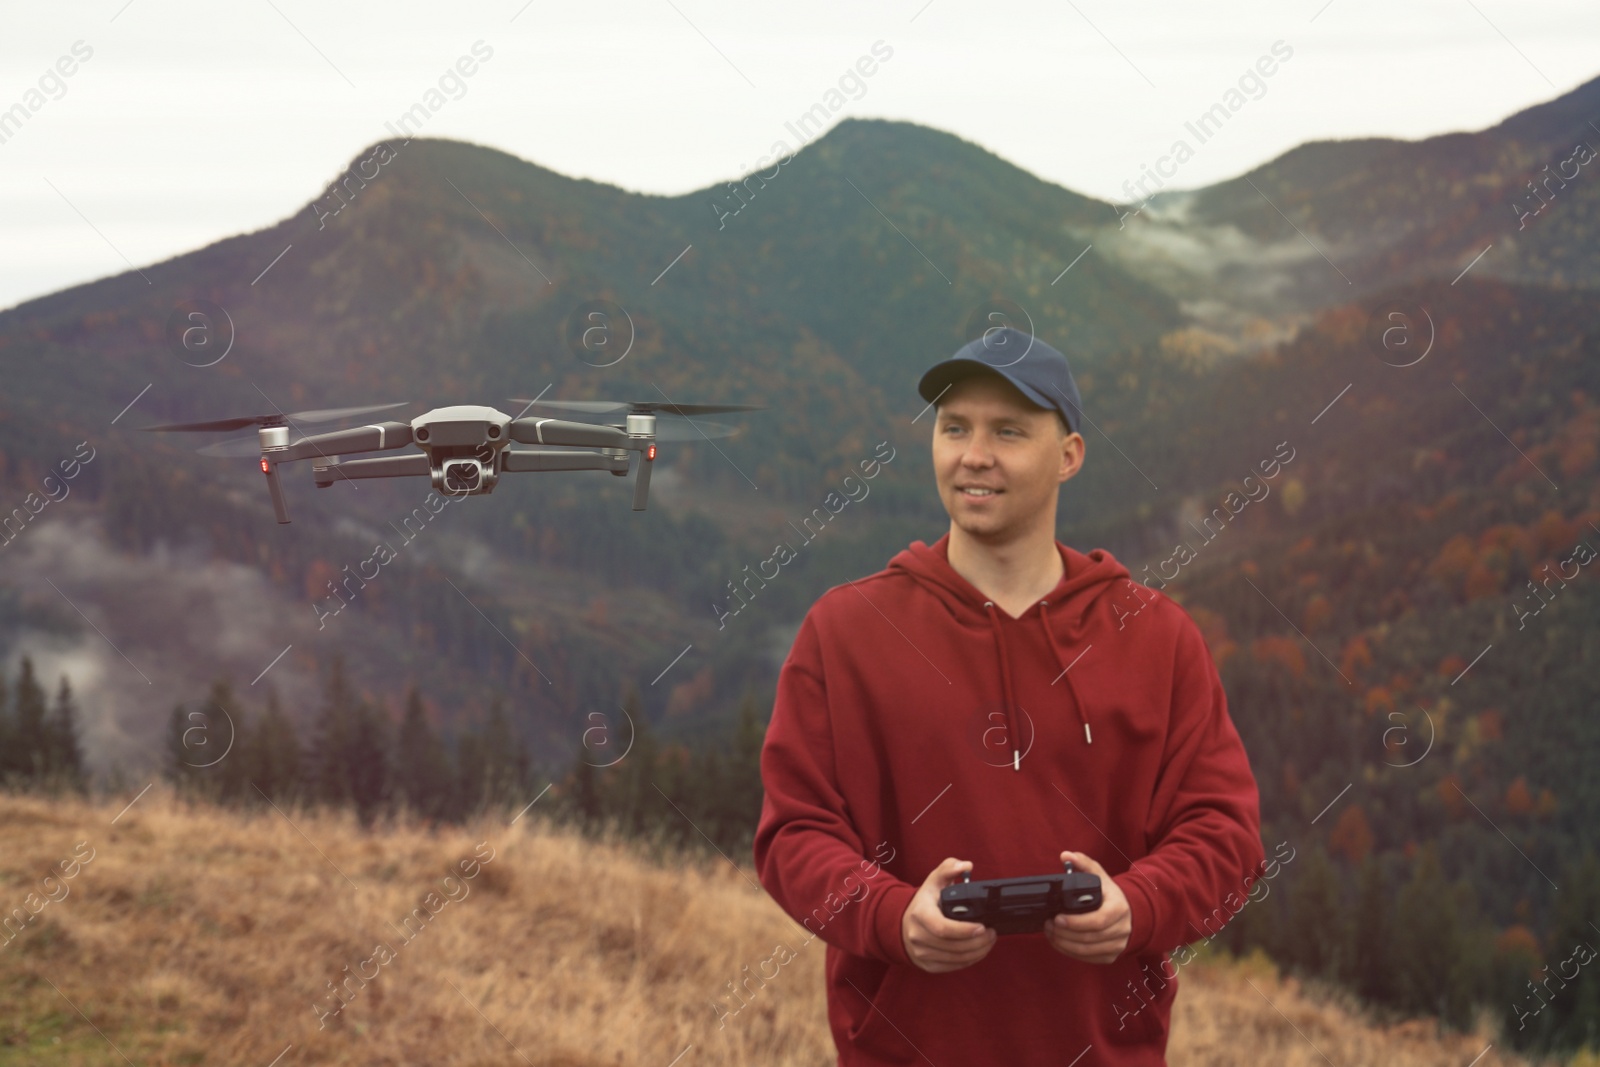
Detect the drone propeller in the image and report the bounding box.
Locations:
[140,402,409,434]
[646,419,740,441]
[508,398,764,418]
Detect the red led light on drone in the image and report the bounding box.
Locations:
[260,458,270,474]
[647,444,657,460]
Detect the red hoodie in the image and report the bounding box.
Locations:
[753,534,1265,1065]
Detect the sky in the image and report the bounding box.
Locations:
[1,0,1597,313]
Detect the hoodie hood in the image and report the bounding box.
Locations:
[887,533,1133,768]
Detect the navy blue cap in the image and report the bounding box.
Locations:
[917,327,1083,435]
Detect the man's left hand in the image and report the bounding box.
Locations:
[1044,850,1131,964]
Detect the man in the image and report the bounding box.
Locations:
[753,327,1265,1065]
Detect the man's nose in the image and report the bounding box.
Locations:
[960,435,996,465]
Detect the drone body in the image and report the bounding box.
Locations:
[143,399,759,524]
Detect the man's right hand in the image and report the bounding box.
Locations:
[900,857,998,973]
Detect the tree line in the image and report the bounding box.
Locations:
[150,655,767,861]
[1215,840,1600,1056]
[0,656,86,788]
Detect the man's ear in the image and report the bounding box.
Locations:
[1059,433,1084,482]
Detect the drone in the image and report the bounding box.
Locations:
[140,398,763,524]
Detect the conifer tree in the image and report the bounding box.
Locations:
[250,686,303,804]
[13,657,47,778]
[1284,843,1344,981]
[47,675,86,789]
[396,684,451,820]
[0,666,11,779]
[453,720,489,819]
[613,682,657,837]
[346,696,392,827]
[312,655,358,807]
[1528,848,1600,1052]
[1392,843,1483,1029]
[1350,854,1394,1003]
[480,693,527,806]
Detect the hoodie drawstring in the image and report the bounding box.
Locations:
[1040,600,1093,746]
[982,602,1023,770]
[985,599,1093,772]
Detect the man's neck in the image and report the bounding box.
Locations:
[946,521,1065,618]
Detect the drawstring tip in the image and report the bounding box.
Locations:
[1013,749,1020,771]
[1084,723,1092,745]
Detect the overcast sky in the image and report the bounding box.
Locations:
[1,0,1597,313]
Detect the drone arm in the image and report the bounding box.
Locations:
[502,449,628,474]
[282,421,415,463]
[312,453,431,487]
[509,418,630,449]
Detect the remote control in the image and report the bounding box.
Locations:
[938,859,1103,935]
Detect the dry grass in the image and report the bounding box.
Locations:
[0,788,1585,1066]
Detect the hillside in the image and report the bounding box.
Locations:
[1097,72,1600,336]
[0,788,1565,1067]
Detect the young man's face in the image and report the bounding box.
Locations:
[933,373,1085,541]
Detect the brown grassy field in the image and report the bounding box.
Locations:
[0,787,1588,1066]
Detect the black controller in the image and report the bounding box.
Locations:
[938,859,1103,935]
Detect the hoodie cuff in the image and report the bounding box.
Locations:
[1114,872,1156,957]
[872,882,919,966]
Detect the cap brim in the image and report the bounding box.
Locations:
[917,359,1056,415]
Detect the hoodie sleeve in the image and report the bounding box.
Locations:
[1112,609,1266,958]
[753,611,919,966]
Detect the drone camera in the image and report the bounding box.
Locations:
[440,458,485,494]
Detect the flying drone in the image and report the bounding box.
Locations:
[140,399,763,524]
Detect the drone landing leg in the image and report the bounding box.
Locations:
[632,449,653,511]
[263,459,291,523]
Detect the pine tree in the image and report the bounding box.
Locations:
[613,682,657,837]
[198,679,248,803]
[1350,854,1394,1003]
[687,746,725,843]
[312,655,357,807]
[724,688,767,851]
[46,675,86,789]
[396,685,451,820]
[249,687,303,805]
[165,704,202,792]
[0,665,12,780]
[1392,843,1482,1028]
[453,722,489,819]
[346,697,392,828]
[1532,848,1600,1052]
[13,656,48,779]
[480,693,526,807]
[1283,844,1344,981]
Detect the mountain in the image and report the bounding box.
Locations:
[0,79,1597,884]
[0,115,1189,774]
[1098,72,1600,339]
